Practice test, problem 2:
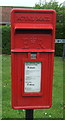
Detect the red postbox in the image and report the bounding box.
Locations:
[11,9,56,109]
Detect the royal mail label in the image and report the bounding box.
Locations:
[24,62,41,93]
[15,13,52,24]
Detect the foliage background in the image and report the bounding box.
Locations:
[2,26,10,54]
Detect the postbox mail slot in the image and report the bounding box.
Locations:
[15,23,53,30]
[14,28,53,49]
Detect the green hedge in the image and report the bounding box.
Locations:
[56,23,64,39]
[2,26,11,54]
[55,43,63,56]
[2,26,63,56]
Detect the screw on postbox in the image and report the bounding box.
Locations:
[11,9,56,109]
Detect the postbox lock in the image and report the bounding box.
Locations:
[31,53,36,59]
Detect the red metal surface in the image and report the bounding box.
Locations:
[15,23,53,30]
[11,9,56,109]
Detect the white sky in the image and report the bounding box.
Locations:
[0,0,65,7]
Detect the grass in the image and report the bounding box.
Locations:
[2,55,63,119]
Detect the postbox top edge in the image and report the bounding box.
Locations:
[11,8,56,14]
